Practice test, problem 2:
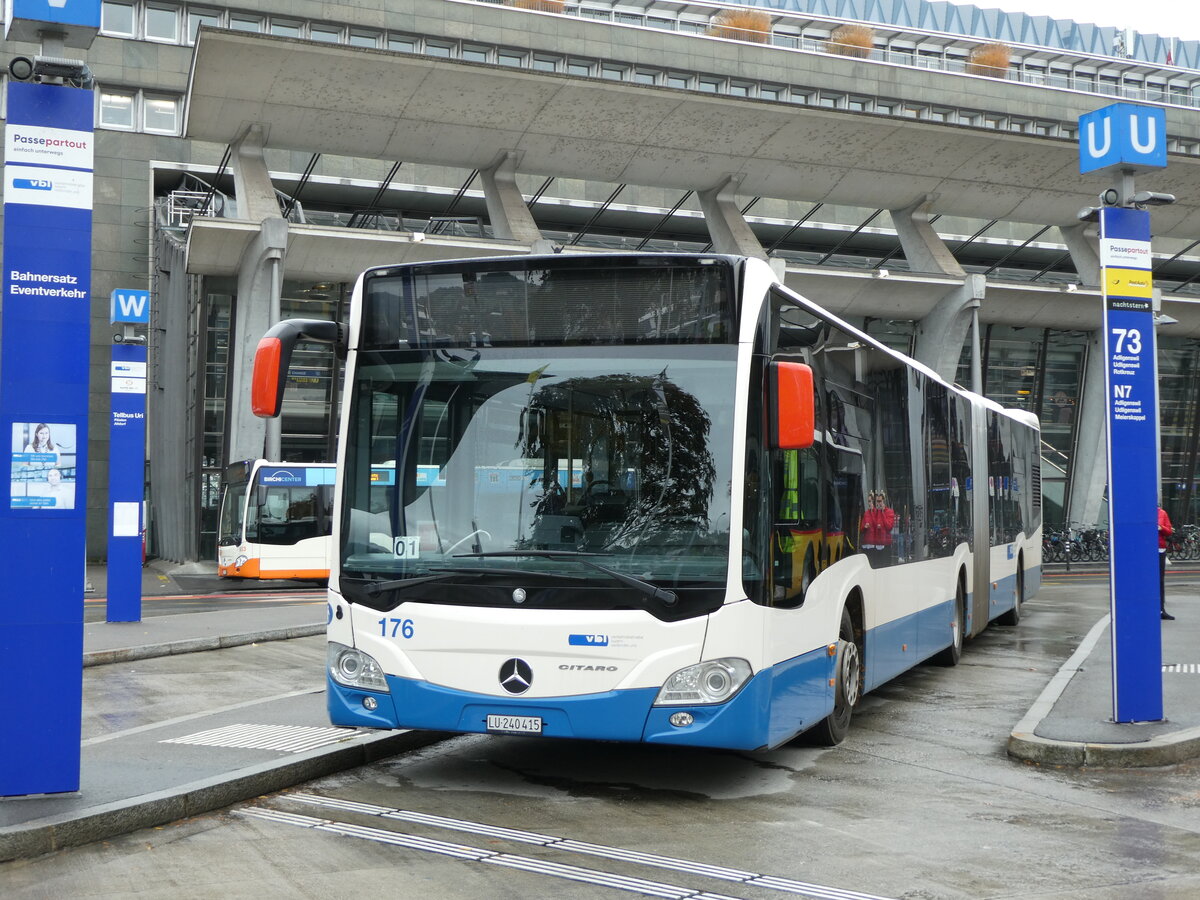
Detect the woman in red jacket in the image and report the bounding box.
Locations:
[861,491,896,565]
[1159,506,1174,621]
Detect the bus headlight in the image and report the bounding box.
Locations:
[327,642,390,693]
[653,658,752,706]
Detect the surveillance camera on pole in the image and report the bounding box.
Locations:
[1131,191,1176,208]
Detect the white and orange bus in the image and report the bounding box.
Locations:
[217,459,335,581]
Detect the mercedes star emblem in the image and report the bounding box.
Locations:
[499,658,533,694]
[512,588,527,604]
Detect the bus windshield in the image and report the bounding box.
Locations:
[340,345,738,616]
[217,466,250,545]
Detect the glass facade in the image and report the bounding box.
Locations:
[196,280,345,559]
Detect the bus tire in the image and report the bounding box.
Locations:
[807,606,862,746]
[997,558,1024,626]
[932,576,966,667]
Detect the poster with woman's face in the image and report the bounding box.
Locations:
[10,422,77,510]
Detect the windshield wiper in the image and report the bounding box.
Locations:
[455,551,678,607]
[343,567,519,598]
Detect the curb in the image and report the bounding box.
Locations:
[1008,614,1200,768]
[83,624,326,668]
[0,729,451,863]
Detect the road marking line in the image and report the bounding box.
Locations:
[276,793,896,900]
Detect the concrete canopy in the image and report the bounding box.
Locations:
[185,29,1200,240]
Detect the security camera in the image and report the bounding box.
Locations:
[9,57,34,81]
[1131,191,1177,207]
[32,56,90,80]
[113,333,146,344]
[1100,188,1121,206]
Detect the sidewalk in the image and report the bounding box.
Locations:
[1008,592,1200,767]
[2,562,448,864]
[2,564,1197,865]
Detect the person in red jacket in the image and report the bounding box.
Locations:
[861,491,896,564]
[1159,506,1175,621]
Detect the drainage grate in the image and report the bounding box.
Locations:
[161,724,358,753]
[1163,664,1200,674]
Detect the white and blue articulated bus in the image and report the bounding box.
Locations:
[251,254,1040,750]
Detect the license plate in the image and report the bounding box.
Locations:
[486,714,543,734]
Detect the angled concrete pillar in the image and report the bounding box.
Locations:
[698,175,767,260]
[889,195,964,277]
[912,275,985,382]
[228,216,288,464]
[480,151,542,244]
[1059,224,1102,286]
[1066,328,1109,526]
[230,125,280,223]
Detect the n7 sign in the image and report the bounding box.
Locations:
[110,289,150,323]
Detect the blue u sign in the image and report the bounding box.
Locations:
[1079,103,1167,174]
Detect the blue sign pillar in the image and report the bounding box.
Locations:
[0,81,94,795]
[107,340,147,622]
[1100,208,1163,723]
[1079,102,1169,724]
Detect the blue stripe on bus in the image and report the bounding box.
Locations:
[327,644,834,752]
[326,568,1041,749]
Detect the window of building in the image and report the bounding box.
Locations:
[531,55,558,71]
[99,90,136,129]
[633,69,658,84]
[601,65,627,81]
[847,96,869,111]
[101,1,135,36]
[309,25,342,43]
[666,73,690,89]
[426,41,455,58]
[497,50,525,67]
[349,32,379,48]
[230,15,263,33]
[144,5,179,42]
[187,10,220,43]
[389,35,418,52]
[143,93,180,134]
[729,82,752,97]
[760,85,782,101]
[567,60,594,77]
[817,94,838,108]
[270,20,302,38]
[698,77,722,93]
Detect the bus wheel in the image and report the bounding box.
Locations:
[807,607,862,746]
[933,579,965,666]
[998,560,1024,626]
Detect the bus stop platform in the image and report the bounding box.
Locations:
[1008,600,1200,769]
[1,569,1197,864]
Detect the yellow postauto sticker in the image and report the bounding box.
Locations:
[1105,267,1153,298]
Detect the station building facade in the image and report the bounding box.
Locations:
[3,0,1200,563]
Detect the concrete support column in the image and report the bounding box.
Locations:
[228,216,288,464]
[889,195,964,277]
[912,275,985,382]
[1066,328,1109,526]
[480,151,542,244]
[698,175,767,260]
[230,125,280,222]
[1059,224,1102,286]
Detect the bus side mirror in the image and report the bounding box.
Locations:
[251,335,286,418]
[251,318,344,418]
[770,361,815,450]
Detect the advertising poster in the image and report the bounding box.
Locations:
[10,421,77,509]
